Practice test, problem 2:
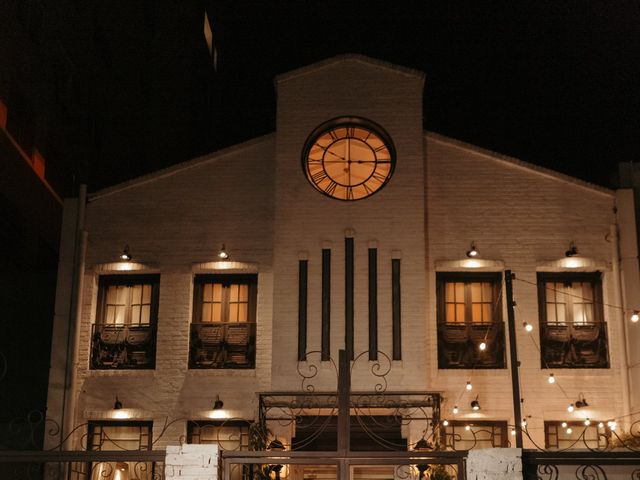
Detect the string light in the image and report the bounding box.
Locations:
[442,419,449,426]
[632,311,640,323]
[466,381,472,391]
[523,321,533,332]
[561,422,567,428]
[465,425,471,431]
[479,342,487,351]
[511,428,516,436]
[598,422,604,428]
[452,406,459,414]
[584,418,591,426]
[521,419,527,427]
[566,427,573,434]
[567,404,575,413]
[548,373,555,384]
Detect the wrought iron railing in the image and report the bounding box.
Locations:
[437,322,506,368]
[522,450,640,480]
[91,324,156,369]
[189,322,256,369]
[540,322,609,368]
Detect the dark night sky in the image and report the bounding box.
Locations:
[7,1,640,191]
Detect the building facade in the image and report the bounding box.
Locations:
[45,56,640,472]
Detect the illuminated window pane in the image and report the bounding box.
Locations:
[142,284,151,304]
[471,283,482,302]
[482,304,491,322]
[472,304,482,322]
[446,304,456,322]
[212,303,222,322]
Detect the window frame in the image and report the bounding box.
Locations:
[537,272,604,326]
[192,274,257,324]
[436,272,503,325]
[190,274,258,369]
[544,421,609,450]
[441,420,508,450]
[186,420,251,450]
[87,420,153,451]
[96,274,160,326]
[537,272,609,369]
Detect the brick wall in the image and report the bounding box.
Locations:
[49,56,628,452]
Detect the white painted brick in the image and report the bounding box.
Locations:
[50,56,629,454]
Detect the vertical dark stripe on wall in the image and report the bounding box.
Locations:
[321,248,331,361]
[298,260,308,361]
[368,248,378,360]
[345,237,354,359]
[392,258,402,360]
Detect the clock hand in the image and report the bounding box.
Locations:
[325,149,345,161]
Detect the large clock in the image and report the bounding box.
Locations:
[301,117,396,201]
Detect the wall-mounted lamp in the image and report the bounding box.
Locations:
[466,242,478,258]
[414,438,433,451]
[217,244,229,260]
[112,396,130,419]
[120,245,132,261]
[565,242,578,258]
[470,397,481,411]
[575,394,589,409]
[213,395,224,410]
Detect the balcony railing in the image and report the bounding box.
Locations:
[437,322,506,369]
[91,324,156,369]
[189,322,256,369]
[540,322,609,368]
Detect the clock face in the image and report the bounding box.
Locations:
[301,117,396,201]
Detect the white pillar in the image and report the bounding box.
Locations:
[165,444,219,480]
[466,448,522,480]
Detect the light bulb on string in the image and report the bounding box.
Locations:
[631,311,639,323]
[584,419,591,426]
[466,381,472,391]
[566,427,573,434]
[479,342,486,351]
[548,373,555,384]
[452,405,459,415]
[523,321,533,332]
[567,404,574,413]
[442,419,449,426]
[561,422,567,428]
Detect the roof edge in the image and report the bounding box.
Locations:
[275,54,425,85]
[426,131,614,197]
[89,133,275,201]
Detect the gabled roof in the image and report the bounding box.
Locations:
[89,133,275,201]
[275,54,425,85]
[426,131,614,197]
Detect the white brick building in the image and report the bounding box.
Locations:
[45,55,640,476]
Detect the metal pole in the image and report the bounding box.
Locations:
[505,270,523,448]
[337,349,350,456]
